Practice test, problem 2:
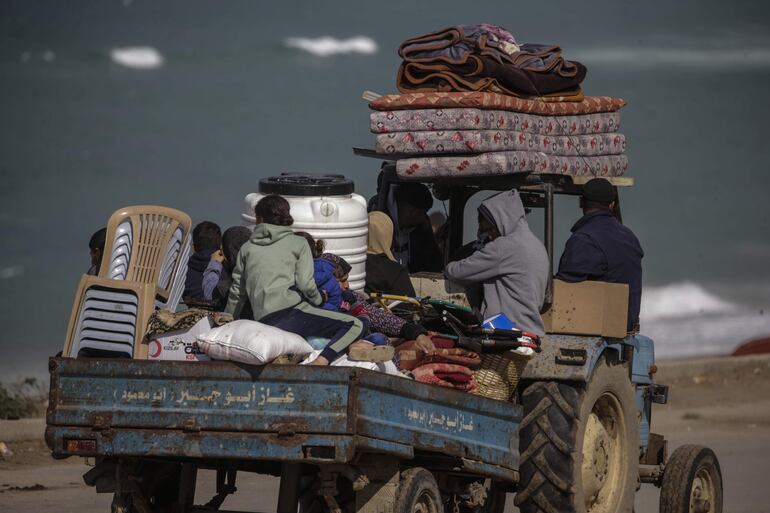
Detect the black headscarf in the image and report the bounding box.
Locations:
[222,226,252,273]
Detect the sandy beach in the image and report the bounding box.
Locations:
[2,354,769,513]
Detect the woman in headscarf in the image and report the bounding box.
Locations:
[365,211,416,296]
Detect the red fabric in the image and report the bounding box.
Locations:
[430,335,456,349]
[412,363,477,392]
[435,372,472,383]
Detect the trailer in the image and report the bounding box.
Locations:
[46,357,521,512]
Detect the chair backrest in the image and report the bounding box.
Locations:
[64,275,156,358]
[100,206,192,301]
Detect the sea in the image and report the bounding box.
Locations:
[1,0,769,381]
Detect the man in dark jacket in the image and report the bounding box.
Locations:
[556,178,644,332]
[183,221,222,301]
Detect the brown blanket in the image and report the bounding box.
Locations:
[397,25,587,97]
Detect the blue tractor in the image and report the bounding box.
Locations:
[371,164,723,513]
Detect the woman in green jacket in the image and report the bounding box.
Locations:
[226,195,365,365]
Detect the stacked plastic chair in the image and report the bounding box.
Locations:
[63,206,192,359]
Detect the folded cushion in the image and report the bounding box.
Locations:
[371,109,620,135]
[376,130,626,157]
[397,151,628,180]
[370,92,626,115]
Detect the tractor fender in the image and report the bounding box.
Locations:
[521,333,655,383]
[520,334,623,382]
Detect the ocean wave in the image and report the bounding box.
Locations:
[284,36,378,57]
[640,282,769,358]
[640,281,737,321]
[110,46,164,69]
[0,265,24,280]
[573,47,770,68]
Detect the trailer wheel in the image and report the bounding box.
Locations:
[515,356,638,513]
[660,445,722,513]
[111,461,181,513]
[395,468,442,513]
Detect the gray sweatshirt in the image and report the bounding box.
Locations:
[445,190,549,336]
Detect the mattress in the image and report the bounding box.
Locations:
[371,109,621,135]
[370,92,626,115]
[376,130,626,157]
[396,151,628,180]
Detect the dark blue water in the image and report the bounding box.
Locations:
[1,0,769,379]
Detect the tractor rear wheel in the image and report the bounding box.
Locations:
[515,356,639,513]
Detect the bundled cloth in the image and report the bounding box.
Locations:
[145,308,233,339]
[397,24,586,99]
[395,340,481,371]
[411,363,478,392]
[397,336,481,393]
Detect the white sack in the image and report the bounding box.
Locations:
[197,320,313,365]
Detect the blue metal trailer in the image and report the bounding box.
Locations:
[46,357,521,512]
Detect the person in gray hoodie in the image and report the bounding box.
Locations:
[444,190,549,336]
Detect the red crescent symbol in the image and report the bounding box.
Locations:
[150,339,162,358]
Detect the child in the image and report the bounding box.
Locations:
[202,226,252,312]
[184,221,222,302]
[295,232,342,311]
[225,194,367,366]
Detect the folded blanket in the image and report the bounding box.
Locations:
[370,92,626,116]
[396,340,480,371]
[376,130,626,157]
[397,151,628,180]
[370,109,621,135]
[397,25,587,97]
[397,60,585,99]
[412,363,478,392]
[146,308,232,338]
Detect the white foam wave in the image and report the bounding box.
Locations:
[639,282,770,359]
[573,47,770,68]
[640,282,737,321]
[285,36,378,57]
[110,46,164,69]
[0,266,24,280]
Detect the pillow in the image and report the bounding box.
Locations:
[197,320,313,365]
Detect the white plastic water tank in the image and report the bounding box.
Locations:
[242,174,369,291]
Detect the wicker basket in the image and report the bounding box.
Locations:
[472,352,531,401]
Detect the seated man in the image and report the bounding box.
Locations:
[183,221,222,302]
[373,180,443,273]
[444,190,549,336]
[556,178,644,332]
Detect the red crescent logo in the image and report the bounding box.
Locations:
[149,339,162,358]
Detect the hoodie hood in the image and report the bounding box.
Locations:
[478,190,526,237]
[188,248,216,272]
[249,223,295,246]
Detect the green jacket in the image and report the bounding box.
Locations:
[225,224,322,320]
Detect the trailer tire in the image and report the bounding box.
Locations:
[515,356,638,513]
[395,468,442,513]
[660,445,722,513]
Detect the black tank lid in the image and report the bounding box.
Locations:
[259,174,354,196]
